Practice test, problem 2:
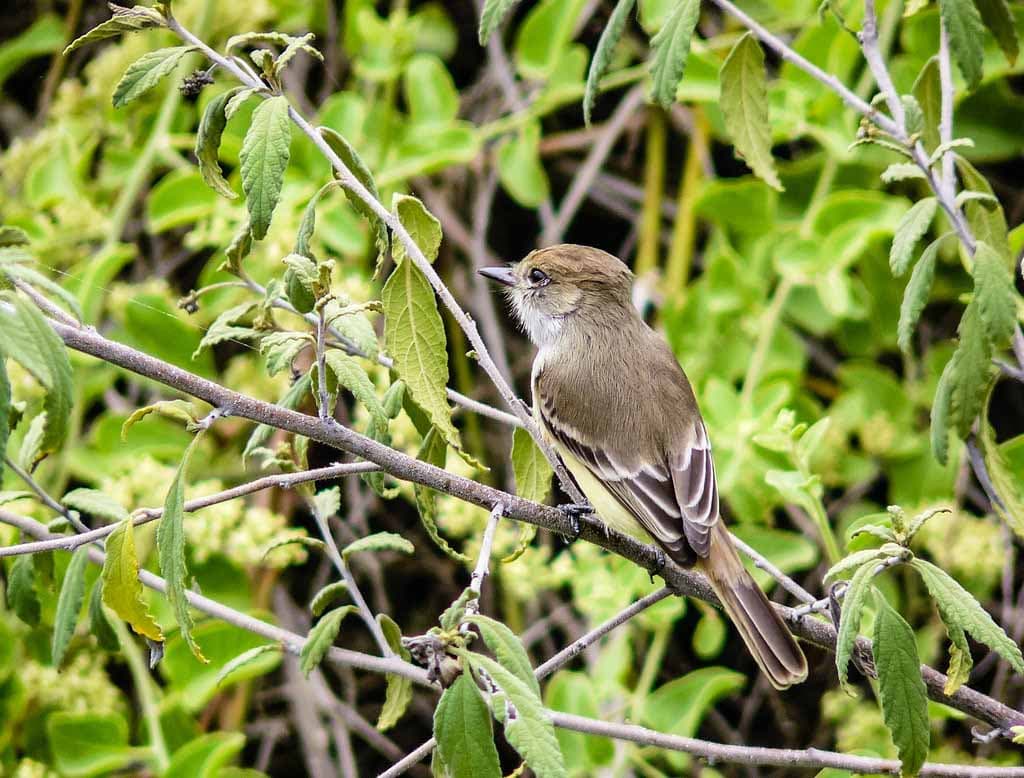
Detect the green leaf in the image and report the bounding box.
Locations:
[89,579,119,651]
[64,5,165,56]
[225,87,258,121]
[912,57,941,151]
[692,610,726,659]
[342,531,414,558]
[310,581,349,617]
[464,651,566,778]
[972,240,1017,348]
[300,605,356,676]
[194,302,263,359]
[240,95,292,240]
[164,732,245,778]
[433,672,501,778]
[643,666,745,737]
[62,488,130,524]
[243,373,310,462]
[122,399,199,440]
[51,547,90,667]
[0,225,30,247]
[583,0,636,124]
[112,46,193,108]
[931,357,955,465]
[947,302,995,438]
[273,32,323,75]
[979,393,1024,540]
[7,554,40,626]
[974,0,1018,65]
[196,88,243,199]
[835,561,876,690]
[313,487,340,521]
[0,14,64,85]
[46,711,144,778]
[377,614,413,731]
[943,620,973,696]
[0,263,83,321]
[479,0,522,44]
[914,558,1024,674]
[873,591,930,778]
[383,200,463,453]
[890,198,937,276]
[295,182,339,258]
[511,426,554,505]
[824,549,886,584]
[0,293,73,458]
[103,519,164,642]
[497,122,550,208]
[215,644,283,688]
[881,163,927,184]
[324,350,388,430]
[415,428,471,562]
[648,0,700,108]
[898,235,947,353]
[956,157,1011,263]
[465,614,540,695]
[719,33,782,192]
[938,0,986,89]
[319,127,388,258]
[403,54,459,125]
[0,360,9,481]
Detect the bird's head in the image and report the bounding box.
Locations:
[479,244,634,347]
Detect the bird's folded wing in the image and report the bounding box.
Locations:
[537,391,719,559]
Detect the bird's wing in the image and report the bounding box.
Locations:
[535,381,719,560]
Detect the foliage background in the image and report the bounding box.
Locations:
[0,0,1023,775]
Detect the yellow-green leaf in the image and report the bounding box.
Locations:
[511,426,553,505]
[112,46,193,108]
[102,519,164,642]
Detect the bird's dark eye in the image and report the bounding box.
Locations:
[528,268,550,286]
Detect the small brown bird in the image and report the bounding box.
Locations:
[481,244,807,689]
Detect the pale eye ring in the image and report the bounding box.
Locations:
[528,268,550,286]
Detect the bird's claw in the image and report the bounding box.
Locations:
[648,547,668,583]
[557,503,593,542]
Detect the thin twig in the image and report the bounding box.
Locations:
[467,503,503,616]
[729,534,816,605]
[4,456,90,534]
[315,306,332,420]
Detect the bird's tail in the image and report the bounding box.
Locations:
[697,524,808,689]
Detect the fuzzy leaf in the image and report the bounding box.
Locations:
[931,357,954,465]
[823,549,886,584]
[224,87,257,121]
[913,558,1024,674]
[835,561,876,690]
[947,301,995,438]
[434,672,501,777]
[974,0,1018,65]
[262,535,325,560]
[274,32,323,74]
[196,88,242,199]
[62,488,130,524]
[583,0,636,125]
[51,547,91,667]
[972,240,1017,348]
[898,234,948,353]
[873,591,930,777]
[465,614,540,695]
[342,531,414,558]
[300,605,356,676]
[112,46,193,108]
[648,0,700,108]
[912,57,941,151]
[7,554,40,626]
[294,182,338,258]
[890,198,937,276]
[240,95,292,240]
[310,582,349,617]
[938,0,986,89]
[415,428,470,562]
[377,614,413,731]
[881,163,926,184]
[479,0,522,44]
[64,5,165,55]
[511,427,554,506]
[319,127,388,258]
[215,644,282,688]
[956,157,1011,263]
[324,350,388,430]
[103,519,164,642]
[943,621,973,696]
[720,33,782,191]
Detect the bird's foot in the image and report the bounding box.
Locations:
[648,547,668,583]
[557,502,593,542]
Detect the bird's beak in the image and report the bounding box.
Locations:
[478,266,518,287]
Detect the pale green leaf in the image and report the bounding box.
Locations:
[46,712,143,778]
[912,57,941,151]
[295,181,339,258]
[873,591,930,777]
[466,613,540,695]
[319,127,388,258]
[310,581,349,617]
[943,621,973,696]
[122,400,199,441]
[324,349,388,430]
[974,0,1018,65]
[938,0,985,89]
[898,234,949,354]
[224,87,257,121]
[931,357,955,465]
[51,547,90,666]
[720,33,781,191]
[479,0,522,44]
[62,488,129,524]
[835,561,876,690]
[583,0,636,124]
[0,263,82,321]
[377,613,413,731]
[300,605,356,676]
[415,428,471,562]
[511,426,553,505]
[112,46,193,108]
[64,5,165,56]
[196,88,243,199]
[947,301,995,438]
[881,163,926,184]
[215,644,282,688]
[972,240,1017,348]
[313,487,341,520]
[956,157,1011,263]
[0,361,10,482]
[434,672,501,777]
[274,32,323,74]
[342,531,414,558]
[262,535,325,560]
[648,0,700,108]
[102,519,164,642]
[240,95,292,240]
[890,198,937,276]
[497,122,550,208]
[824,549,885,584]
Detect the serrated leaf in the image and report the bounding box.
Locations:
[873,591,929,777]
[956,157,1011,263]
[912,57,941,151]
[979,391,1024,539]
[890,198,937,276]
[898,235,948,353]
[103,519,164,642]
[648,0,700,108]
[938,0,985,89]
[465,614,540,696]
[913,558,1024,673]
[583,0,636,125]
[262,535,325,560]
[720,33,782,191]
[62,488,130,524]
[0,293,73,458]
[196,88,243,199]
[415,428,471,562]
[89,579,119,651]
[377,614,413,731]
[295,181,339,258]
[441,588,475,631]
[881,163,926,184]
[274,32,323,75]
[225,31,294,51]
[835,561,876,690]
[342,531,414,558]
[479,0,522,44]
[64,5,165,55]
[324,350,388,430]
[310,581,349,617]
[434,672,501,777]
[947,301,995,438]
[974,0,1018,65]
[215,644,282,687]
[7,554,40,626]
[112,46,193,108]
[52,547,90,667]
[240,95,292,240]
[824,550,886,584]
[300,605,356,676]
[224,87,257,121]
[464,651,566,778]
[931,357,955,465]
[943,621,973,696]
[972,240,1017,348]
[511,427,553,505]
[158,434,207,662]
[193,300,262,358]
[319,127,388,259]
[260,332,311,377]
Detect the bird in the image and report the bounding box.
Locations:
[480,244,808,689]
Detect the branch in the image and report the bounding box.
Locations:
[466,503,503,615]
[0,462,380,558]
[35,316,1024,730]
[162,13,584,504]
[4,456,90,534]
